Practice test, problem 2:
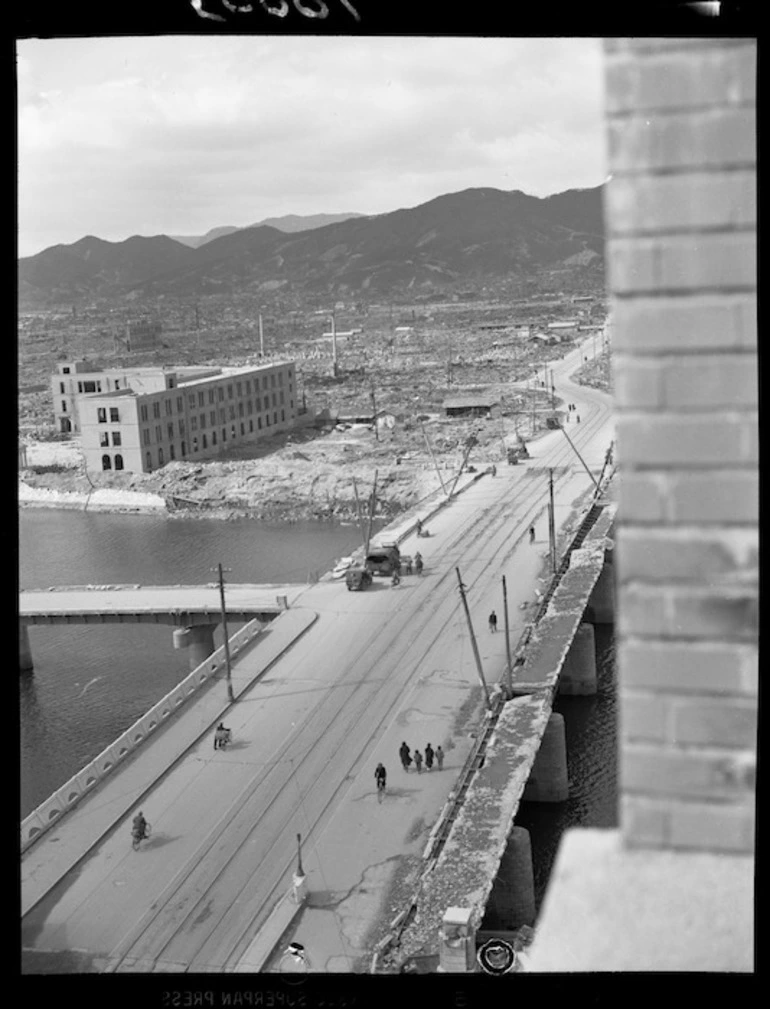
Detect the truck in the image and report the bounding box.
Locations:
[365,542,401,576]
[345,567,373,591]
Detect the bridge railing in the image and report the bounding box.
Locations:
[21,616,267,854]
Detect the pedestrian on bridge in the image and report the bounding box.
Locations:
[529,526,536,544]
[399,741,412,772]
[414,748,423,773]
[436,745,445,771]
[425,743,435,770]
[489,610,498,633]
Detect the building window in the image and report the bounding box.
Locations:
[165,399,172,416]
[143,428,151,446]
[271,374,276,388]
[115,380,120,390]
[59,382,65,394]
[236,382,242,396]
[110,407,120,423]
[266,415,270,427]
[100,432,110,447]
[158,447,164,466]
[249,420,253,433]
[78,382,83,393]
[193,437,199,453]
[240,422,245,436]
[168,423,174,440]
[155,425,162,442]
[115,454,124,470]
[112,432,122,447]
[280,391,284,405]
[222,428,227,442]
[191,416,198,431]
[140,405,148,422]
[153,402,161,419]
[229,405,235,421]
[245,380,251,394]
[202,434,208,449]
[212,431,217,445]
[96,382,102,392]
[209,389,215,404]
[169,443,176,460]
[247,399,253,415]
[279,372,284,386]
[146,451,153,470]
[281,409,285,422]
[199,413,206,429]
[272,393,277,407]
[238,402,244,418]
[258,417,262,429]
[263,377,268,390]
[256,397,261,412]
[231,425,236,439]
[291,399,294,409]
[177,396,183,413]
[218,387,224,402]
[227,385,234,399]
[210,410,216,426]
[198,391,205,407]
[62,367,70,374]
[102,454,112,471]
[181,441,186,457]
[179,420,185,436]
[274,412,278,425]
[97,408,106,423]
[62,401,68,412]
[189,395,196,409]
[219,408,226,423]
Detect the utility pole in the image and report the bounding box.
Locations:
[558,425,600,491]
[365,469,378,555]
[296,832,304,877]
[502,575,513,698]
[550,370,556,410]
[420,420,448,497]
[455,568,491,708]
[370,379,379,442]
[213,563,235,703]
[352,477,368,554]
[548,468,557,574]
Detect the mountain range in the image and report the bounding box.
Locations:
[168,212,367,248]
[18,186,605,305]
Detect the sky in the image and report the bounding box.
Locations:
[17,36,607,258]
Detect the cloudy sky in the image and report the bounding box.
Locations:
[17,36,607,258]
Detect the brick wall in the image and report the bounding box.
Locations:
[604,38,757,854]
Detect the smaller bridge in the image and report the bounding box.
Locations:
[18,583,306,673]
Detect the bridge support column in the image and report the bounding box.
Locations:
[586,560,615,624]
[486,826,536,929]
[559,622,597,695]
[523,713,568,803]
[173,624,217,671]
[438,907,476,973]
[19,623,33,673]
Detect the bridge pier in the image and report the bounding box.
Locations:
[485,826,536,929]
[523,713,568,803]
[586,558,615,625]
[173,624,218,671]
[559,622,597,695]
[19,623,33,673]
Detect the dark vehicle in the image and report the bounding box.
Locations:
[346,567,373,591]
[365,542,401,576]
[545,412,561,430]
[507,447,520,465]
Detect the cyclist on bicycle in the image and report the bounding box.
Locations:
[132,811,148,840]
[375,763,387,791]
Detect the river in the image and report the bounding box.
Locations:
[19,508,617,916]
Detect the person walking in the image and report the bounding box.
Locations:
[413,748,423,773]
[436,745,444,771]
[488,610,498,633]
[576,414,581,424]
[425,743,434,770]
[529,526,535,544]
[375,762,387,800]
[399,741,412,772]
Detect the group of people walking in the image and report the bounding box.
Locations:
[399,740,444,773]
[567,403,580,423]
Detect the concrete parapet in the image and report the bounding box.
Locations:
[485,826,536,929]
[522,713,569,803]
[559,622,597,695]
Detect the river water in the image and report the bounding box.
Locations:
[19,509,616,916]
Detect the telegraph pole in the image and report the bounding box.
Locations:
[213,563,235,703]
[502,575,513,698]
[548,469,557,574]
[455,568,491,708]
[370,380,379,441]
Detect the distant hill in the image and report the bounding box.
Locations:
[169,213,366,248]
[18,186,605,304]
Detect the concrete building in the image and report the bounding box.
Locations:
[126,318,162,351]
[528,37,756,973]
[76,360,298,473]
[443,395,500,419]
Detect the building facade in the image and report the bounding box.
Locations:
[74,360,298,473]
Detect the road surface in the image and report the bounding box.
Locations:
[21,340,614,973]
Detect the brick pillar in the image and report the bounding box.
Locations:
[605,37,757,854]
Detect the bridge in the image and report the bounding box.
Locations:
[19,583,306,672]
[21,337,616,975]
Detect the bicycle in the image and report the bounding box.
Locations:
[131,822,152,850]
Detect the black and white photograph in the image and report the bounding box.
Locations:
[19,20,756,979]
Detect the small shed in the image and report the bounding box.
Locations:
[443,395,500,419]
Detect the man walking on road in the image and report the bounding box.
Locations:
[489,610,498,633]
[529,526,535,544]
[425,743,434,770]
[399,741,412,772]
[414,748,423,773]
[436,745,445,771]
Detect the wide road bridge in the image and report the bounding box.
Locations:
[22,337,615,974]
